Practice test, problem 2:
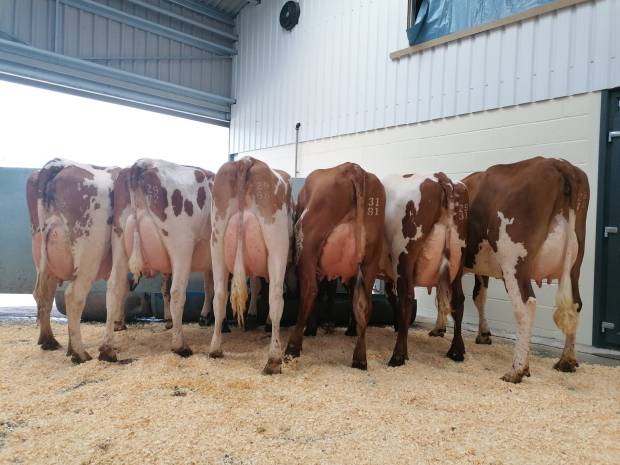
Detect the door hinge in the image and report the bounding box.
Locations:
[610,131,620,143]
[601,321,615,333]
[604,226,618,237]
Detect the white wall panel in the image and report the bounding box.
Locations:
[231,0,620,153]
[237,93,601,346]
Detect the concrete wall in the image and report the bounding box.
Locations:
[237,92,602,345]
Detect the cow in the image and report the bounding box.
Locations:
[460,157,589,383]
[209,157,294,374]
[27,158,120,363]
[379,173,468,367]
[98,159,215,361]
[285,162,386,370]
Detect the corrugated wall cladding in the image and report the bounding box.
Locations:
[230,0,620,154]
[0,0,234,117]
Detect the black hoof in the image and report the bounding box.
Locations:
[446,350,465,362]
[388,353,406,367]
[244,315,258,331]
[209,350,223,359]
[262,358,282,375]
[345,326,357,337]
[475,332,492,345]
[114,321,127,332]
[164,319,173,330]
[70,352,92,364]
[428,328,446,337]
[173,347,193,358]
[39,337,61,351]
[351,360,367,370]
[198,316,208,327]
[304,326,318,337]
[98,345,118,363]
[222,321,231,333]
[284,345,300,358]
[554,358,578,373]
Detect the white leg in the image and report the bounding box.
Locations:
[502,274,536,383]
[65,276,95,363]
[209,250,229,358]
[99,239,129,362]
[200,269,214,323]
[474,275,492,344]
[169,265,191,356]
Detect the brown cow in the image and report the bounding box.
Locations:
[462,157,589,383]
[285,163,386,370]
[380,172,468,366]
[98,159,215,361]
[27,158,120,363]
[209,157,294,374]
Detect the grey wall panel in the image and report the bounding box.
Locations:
[230,0,620,154]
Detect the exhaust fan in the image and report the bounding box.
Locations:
[279,1,300,31]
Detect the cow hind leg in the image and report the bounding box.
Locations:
[199,269,214,327]
[263,258,286,375]
[169,267,192,357]
[99,247,129,363]
[285,262,319,359]
[64,278,94,363]
[351,267,375,370]
[502,275,536,383]
[34,272,60,350]
[209,239,229,359]
[345,281,357,337]
[446,271,465,362]
[553,257,581,373]
[473,275,492,344]
[388,277,413,367]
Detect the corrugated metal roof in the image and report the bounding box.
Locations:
[200,0,253,17]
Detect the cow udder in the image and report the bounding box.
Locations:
[224,212,268,278]
[319,221,358,282]
[124,214,171,276]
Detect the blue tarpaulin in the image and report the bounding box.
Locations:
[407,0,557,46]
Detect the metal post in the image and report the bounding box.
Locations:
[294,122,301,177]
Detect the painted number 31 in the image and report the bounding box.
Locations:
[367,197,380,216]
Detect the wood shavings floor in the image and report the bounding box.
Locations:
[1,322,619,465]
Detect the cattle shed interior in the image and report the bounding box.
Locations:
[1,0,620,351]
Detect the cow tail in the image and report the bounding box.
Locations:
[127,163,145,280]
[553,160,589,335]
[33,160,65,302]
[230,159,252,327]
[350,165,368,330]
[435,173,455,318]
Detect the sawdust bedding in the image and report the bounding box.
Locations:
[0,321,618,465]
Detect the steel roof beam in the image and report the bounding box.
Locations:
[164,0,236,26]
[123,0,238,42]
[59,0,236,56]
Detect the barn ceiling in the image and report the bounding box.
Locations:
[0,0,255,126]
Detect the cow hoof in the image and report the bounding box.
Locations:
[500,368,527,384]
[39,336,61,351]
[262,358,282,375]
[164,319,173,330]
[351,360,368,371]
[428,328,446,337]
[98,345,118,363]
[303,326,317,337]
[388,353,406,367]
[344,326,357,337]
[322,322,336,335]
[475,332,492,344]
[284,345,300,359]
[244,315,258,331]
[446,350,465,362]
[114,321,127,332]
[554,358,578,373]
[222,322,231,333]
[71,351,92,364]
[198,316,208,327]
[173,347,193,358]
[209,349,223,359]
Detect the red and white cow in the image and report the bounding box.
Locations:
[462,157,589,383]
[27,158,120,363]
[380,173,468,366]
[285,163,386,370]
[98,159,215,361]
[209,157,293,374]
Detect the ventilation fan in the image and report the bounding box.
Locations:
[279,1,300,31]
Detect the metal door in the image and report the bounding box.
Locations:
[595,89,620,348]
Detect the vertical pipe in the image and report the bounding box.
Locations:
[294,122,301,177]
[54,0,61,53]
